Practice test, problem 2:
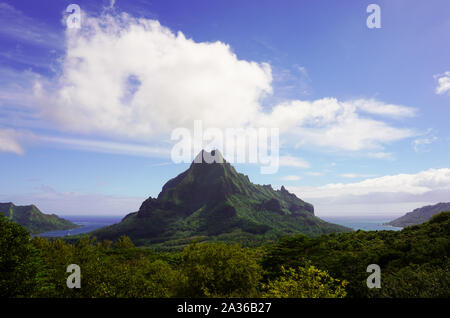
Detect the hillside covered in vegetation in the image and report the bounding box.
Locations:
[92,150,350,248]
[0,202,78,234]
[1,211,449,298]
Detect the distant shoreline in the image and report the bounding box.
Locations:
[35,215,123,238]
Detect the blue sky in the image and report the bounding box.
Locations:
[0,0,449,217]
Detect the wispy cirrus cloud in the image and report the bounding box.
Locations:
[339,173,377,179]
[306,172,324,176]
[0,185,143,216]
[0,127,24,154]
[280,175,301,181]
[413,134,437,153]
[367,152,394,160]
[0,67,40,106]
[0,2,63,49]
[39,135,171,158]
[352,99,417,118]
[278,155,310,168]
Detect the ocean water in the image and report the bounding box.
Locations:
[321,217,402,231]
[35,215,402,238]
[35,215,123,237]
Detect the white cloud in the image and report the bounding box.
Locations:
[0,67,40,108]
[340,173,358,178]
[413,136,437,153]
[306,172,324,176]
[0,127,24,154]
[279,155,310,168]
[412,129,437,153]
[107,0,116,10]
[40,135,170,158]
[367,152,394,160]
[296,65,310,81]
[340,173,377,179]
[297,168,450,197]
[352,99,416,118]
[288,168,450,216]
[33,12,417,156]
[35,13,272,139]
[435,71,450,95]
[260,98,415,151]
[280,175,301,181]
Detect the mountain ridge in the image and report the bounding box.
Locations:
[0,202,79,234]
[92,150,350,248]
[386,202,450,227]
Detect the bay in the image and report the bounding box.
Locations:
[35,215,123,237]
[36,215,403,238]
[321,216,402,231]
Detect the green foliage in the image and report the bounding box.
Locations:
[0,202,78,234]
[31,235,183,297]
[178,242,262,297]
[262,212,450,298]
[0,215,41,297]
[262,265,347,298]
[375,262,450,298]
[2,212,449,298]
[31,237,264,298]
[114,235,135,249]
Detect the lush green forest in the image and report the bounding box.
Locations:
[1,212,449,298]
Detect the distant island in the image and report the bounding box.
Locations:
[92,150,350,248]
[386,202,450,227]
[0,202,79,234]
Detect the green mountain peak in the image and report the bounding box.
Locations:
[93,149,350,248]
[0,202,79,234]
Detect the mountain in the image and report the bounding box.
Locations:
[0,202,79,234]
[92,150,350,248]
[386,202,450,227]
